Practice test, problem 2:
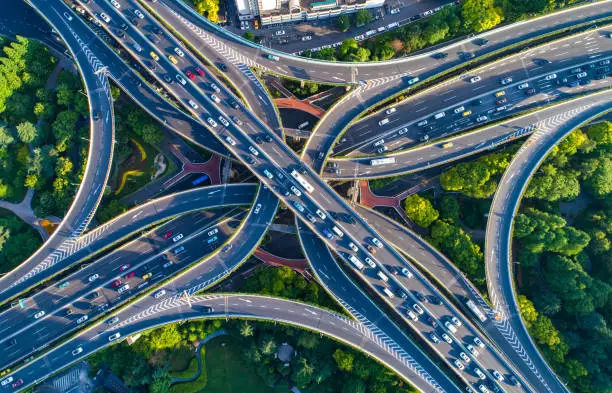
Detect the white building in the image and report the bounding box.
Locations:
[236,0,385,25]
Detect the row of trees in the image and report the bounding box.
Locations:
[0,214,42,273]
[305,0,577,62]
[191,0,219,23]
[514,123,612,393]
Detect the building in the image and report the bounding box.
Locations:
[236,0,385,25]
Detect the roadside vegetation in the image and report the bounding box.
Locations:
[302,0,581,62]
[191,0,220,23]
[0,36,90,272]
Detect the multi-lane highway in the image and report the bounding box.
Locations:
[3,0,605,391]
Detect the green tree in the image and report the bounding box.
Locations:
[141,123,163,145]
[150,368,171,393]
[404,194,439,227]
[586,121,612,145]
[430,220,483,278]
[439,195,460,222]
[242,31,255,42]
[55,157,73,177]
[0,126,15,147]
[332,349,354,372]
[96,199,127,223]
[461,0,503,32]
[342,379,366,393]
[147,324,183,351]
[192,0,219,23]
[51,110,78,152]
[240,320,254,337]
[336,14,350,32]
[16,121,38,144]
[355,9,372,26]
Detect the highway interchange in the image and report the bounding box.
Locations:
[1,0,611,392]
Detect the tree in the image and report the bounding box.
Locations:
[517,295,538,328]
[192,0,219,23]
[586,121,612,145]
[583,157,612,197]
[16,121,38,144]
[291,357,314,388]
[141,123,163,145]
[440,152,510,197]
[337,39,358,61]
[55,157,73,177]
[240,320,254,337]
[461,0,503,32]
[242,31,255,42]
[355,9,372,26]
[96,199,127,223]
[530,314,561,348]
[0,126,15,147]
[332,349,354,372]
[336,14,350,32]
[342,379,366,393]
[525,166,580,201]
[149,368,171,393]
[146,324,182,351]
[439,195,460,222]
[404,194,439,227]
[51,110,78,152]
[430,220,483,277]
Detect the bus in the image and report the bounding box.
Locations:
[192,174,209,186]
[371,157,396,166]
[290,170,314,193]
[465,299,488,322]
[348,255,365,270]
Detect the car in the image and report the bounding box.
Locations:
[398,127,408,135]
[92,112,100,121]
[600,59,611,66]
[193,66,205,77]
[474,367,486,380]
[476,115,488,122]
[225,136,236,146]
[210,94,221,103]
[7,337,17,347]
[89,291,100,299]
[478,385,490,393]
[508,375,520,386]
[219,117,230,127]
[172,233,184,242]
[58,281,70,289]
[413,291,427,302]
[34,310,45,319]
[533,58,550,65]
[302,35,313,41]
[210,83,221,93]
[185,70,195,80]
[432,52,448,59]
[217,62,228,72]
[107,316,119,325]
[290,186,302,197]
[231,115,242,126]
[11,379,23,388]
[371,238,383,248]
[426,315,438,328]
[492,370,504,382]
[227,99,240,109]
[88,274,100,282]
[275,30,285,35]
[400,267,412,277]
[367,244,377,254]
[517,82,529,89]
[570,67,583,74]
[469,76,481,83]
[477,38,488,46]
[322,229,333,239]
[222,244,232,252]
[454,359,464,370]
[264,135,273,143]
[544,73,557,80]
[163,261,173,268]
[163,231,173,240]
[173,47,184,57]
[99,12,111,23]
[63,11,73,21]
[118,284,130,294]
[495,90,505,97]
[293,201,305,213]
[444,321,457,333]
[453,106,465,114]
[306,213,316,223]
[176,74,186,85]
[77,315,88,324]
[109,332,121,342]
[364,257,376,268]
[473,337,484,348]
[72,347,83,356]
[386,107,397,115]
[142,273,152,280]
[467,344,479,356]
[110,0,121,8]
[412,304,424,315]
[65,308,73,316]
[460,52,475,60]
[124,271,135,280]
[441,333,453,344]
[459,352,470,363]
[576,71,588,78]
[377,146,388,154]
[134,8,145,19]
[462,110,472,117]
[495,98,507,105]
[430,333,440,343]
[451,316,462,326]
[406,309,418,321]
[580,79,592,86]
[168,55,178,65]
[155,290,166,299]
[254,203,262,214]
[525,88,536,95]
[500,77,513,85]
[395,289,407,299]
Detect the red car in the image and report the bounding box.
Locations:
[12,380,23,388]
[163,231,173,240]
[185,70,195,80]
[119,264,130,272]
[194,67,204,77]
[496,98,507,105]
[111,279,122,288]
[124,271,135,280]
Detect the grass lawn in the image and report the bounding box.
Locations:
[200,338,279,393]
[114,136,159,198]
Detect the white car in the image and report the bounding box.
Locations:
[517,82,529,89]
[77,315,89,324]
[34,311,45,319]
[254,203,262,214]
[219,116,230,127]
[478,385,490,393]
[134,9,145,19]
[163,261,173,268]
[544,73,557,80]
[473,337,485,348]
[107,316,119,325]
[348,242,358,252]
[63,12,73,21]
[110,0,120,8]
[210,83,221,93]
[72,346,83,356]
[275,30,285,36]
[88,274,100,282]
[371,237,383,248]
[444,321,457,333]
[174,47,184,57]
[210,94,221,103]
[176,75,186,85]
[492,370,504,382]
[301,35,312,41]
[469,76,481,83]
[364,257,376,268]
[459,352,470,363]
[406,310,418,321]
[172,233,184,242]
[400,267,413,278]
[453,106,465,114]
[1,377,13,386]
[99,12,111,23]
[225,136,236,146]
[467,344,479,357]
[118,284,130,294]
[398,127,408,135]
[474,367,486,380]
[188,100,198,109]
[316,209,326,220]
[500,77,513,85]
[441,333,453,344]
[451,316,462,326]
[476,115,488,123]
[154,290,166,299]
[576,71,588,78]
[412,304,424,315]
[207,118,218,127]
[454,359,464,370]
[248,146,259,156]
[108,332,121,341]
[386,107,397,115]
[290,186,302,197]
[430,332,440,343]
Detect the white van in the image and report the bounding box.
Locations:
[331,226,344,238]
[383,287,395,298]
[373,139,385,147]
[377,270,389,282]
[378,118,390,126]
[348,255,365,270]
[434,112,446,119]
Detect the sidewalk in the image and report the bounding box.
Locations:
[0,189,52,241]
